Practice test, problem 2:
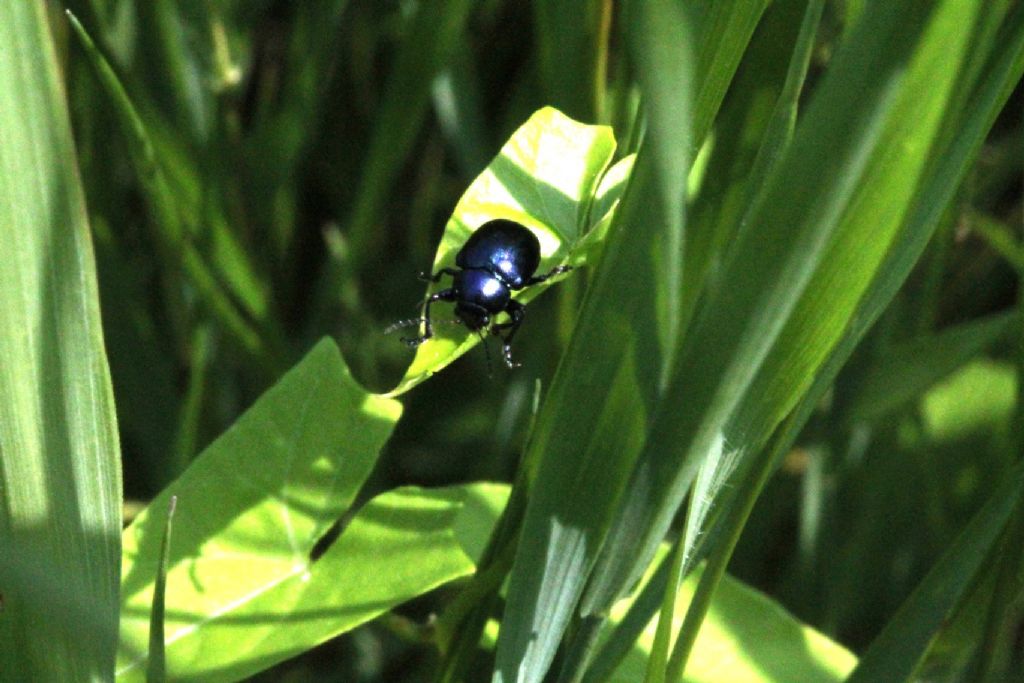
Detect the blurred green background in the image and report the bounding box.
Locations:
[54,0,1022,680]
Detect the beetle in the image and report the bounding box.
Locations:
[399,218,572,368]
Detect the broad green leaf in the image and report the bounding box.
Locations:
[586,0,991,623]
[117,339,402,679]
[558,548,856,683]
[121,480,508,682]
[844,312,1018,424]
[0,2,123,679]
[493,7,694,678]
[389,107,617,395]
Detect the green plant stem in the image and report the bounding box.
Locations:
[643,535,687,683]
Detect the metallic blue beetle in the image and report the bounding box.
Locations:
[401,219,571,367]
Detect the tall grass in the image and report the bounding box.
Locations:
[1,1,1022,681]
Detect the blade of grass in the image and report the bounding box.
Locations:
[168,325,213,477]
[432,42,492,179]
[0,2,123,678]
[145,496,177,683]
[652,7,1024,679]
[66,11,283,368]
[843,311,1019,424]
[846,457,1024,682]
[962,505,1024,681]
[584,0,990,626]
[734,0,826,237]
[135,2,211,143]
[690,0,771,148]
[533,0,609,122]
[346,0,474,261]
[630,0,694,380]
[681,0,815,347]
[493,6,694,680]
[642,538,686,683]
[651,7,826,677]
[244,0,352,262]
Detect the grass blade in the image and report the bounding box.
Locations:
[66,11,279,365]
[346,0,475,260]
[0,2,123,678]
[585,0,991,624]
[493,6,694,677]
[145,496,177,683]
[846,458,1024,682]
[534,0,609,122]
[690,0,771,147]
[843,311,1019,423]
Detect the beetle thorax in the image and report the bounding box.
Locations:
[454,269,511,323]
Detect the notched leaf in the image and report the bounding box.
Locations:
[390,107,623,395]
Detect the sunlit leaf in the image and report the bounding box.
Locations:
[390,107,617,395]
[0,3,123,679]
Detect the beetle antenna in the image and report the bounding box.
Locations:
[384,318,463,335]
[384,317,427,335]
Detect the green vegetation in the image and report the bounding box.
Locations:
[1,1,1022,681]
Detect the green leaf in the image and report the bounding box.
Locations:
[146,496,177,683]
[493,5,695,675]
[608,563,857,683]
[922,360,1018,442]
[533,1,608,122]
[135,2,213,143]
[0,2,123,679]
[66,11,276,363]
[690,0,771,147]
[628,0,695,373]
[346,0,476,258]
[122,480,509,681]
[586,0,994,622]
[682,0,819,331]
[389,107,617,395]
[116,339,405,680]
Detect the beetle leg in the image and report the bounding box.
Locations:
[491,299,525,368]
[402,288,456,347]
[524,264,573,286]
[418,267,460,283]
